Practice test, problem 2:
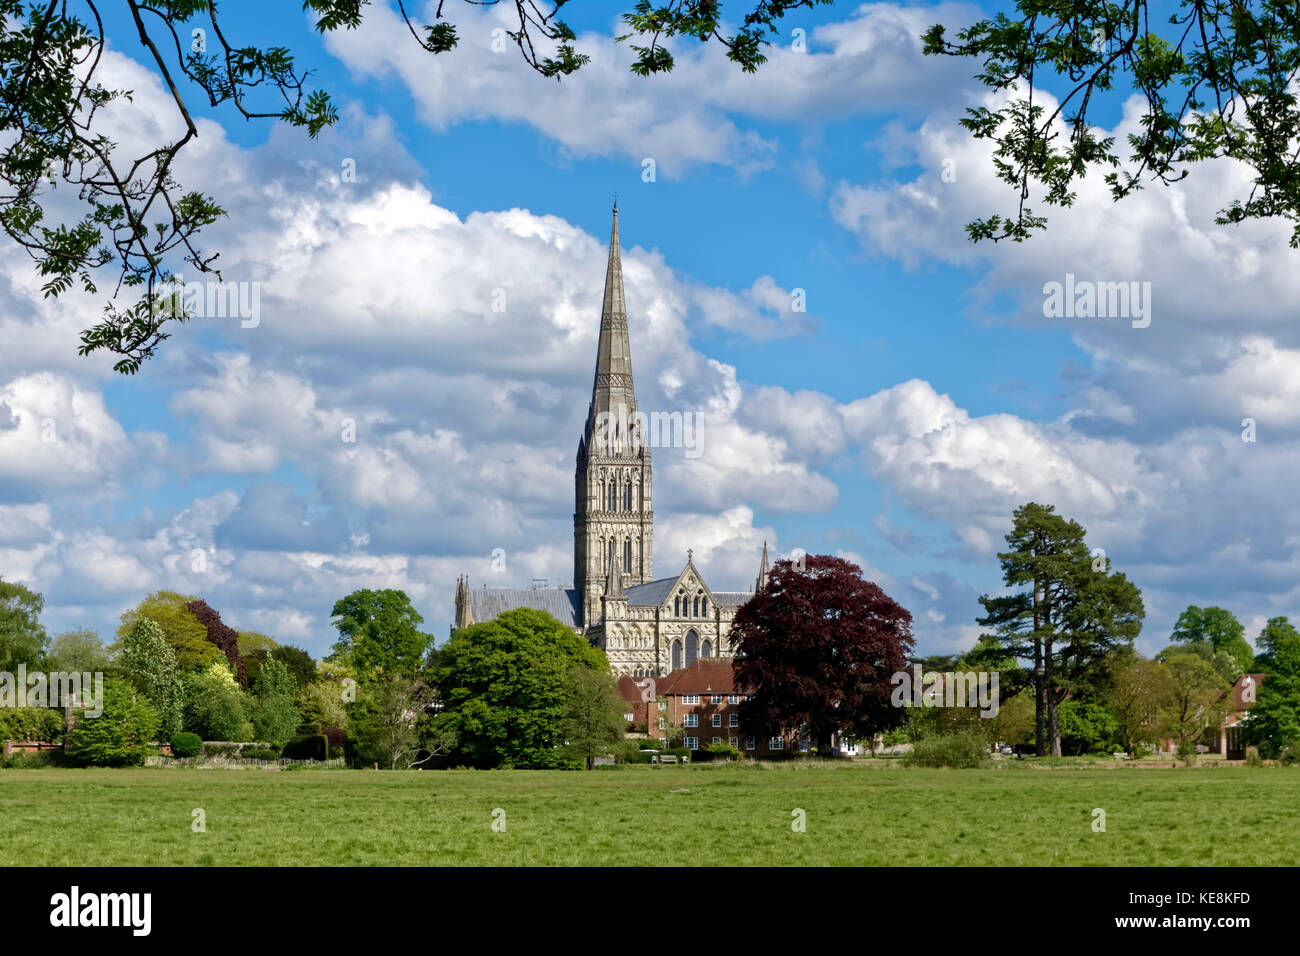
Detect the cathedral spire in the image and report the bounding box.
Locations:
[574,204,652,629]
[755,541,770,592]
[587,203,637,448]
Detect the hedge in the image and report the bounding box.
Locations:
[0,707,66,744]
[170,732,201,758]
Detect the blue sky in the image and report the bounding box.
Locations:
[2,1,1297,662]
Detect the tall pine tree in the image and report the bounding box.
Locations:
[978,503,1144,755]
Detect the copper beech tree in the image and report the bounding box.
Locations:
[731,555,914,755]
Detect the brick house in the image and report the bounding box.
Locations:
[1216,673,1265,759]
[617,659,796,756]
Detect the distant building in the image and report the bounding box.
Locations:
[453,206,768,677]
[617,658,802,756]
[1217,672,1265,759]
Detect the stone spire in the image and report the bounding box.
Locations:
[453,575,474,631]
[585,202,638,452]
[755,541,770,592]
[574,204,652,630]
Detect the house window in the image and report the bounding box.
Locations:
[769,737,785,751]
[729,737,738,747]
[727,695,740,704]
[745,737,755,751]
[685,737,698,750]
[684,714,698,728]
[710,694,723,704]
[658,718,665,730]
[711,714,722,727]
[623,713,634,722]
[729,714,738,727]
[657,701,666,711]
[711,737,721,745]
[683,694,699,705]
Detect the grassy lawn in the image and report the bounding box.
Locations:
[2,761,1297,866]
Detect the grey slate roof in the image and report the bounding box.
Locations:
[623,578,754,608]
[468,588,581,628]
[712,592,753,608]
[624,577,679,607]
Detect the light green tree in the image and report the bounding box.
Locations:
[183,661,252,741]
[436,608,610,769]
[328,589,433,681]
[48,628,112,673]
[1107,650,1174,754]
[0,578,48,671]
[66,678,159,767]
[561,666,627,769]
[1165,606,1254,681]
[118,592,220,673]
[250,655,300,748]
[118,618,184,739]
[1160,653,1233,762]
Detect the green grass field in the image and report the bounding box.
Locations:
[2,762,1297,866]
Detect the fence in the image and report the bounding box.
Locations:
[146,755,346,770]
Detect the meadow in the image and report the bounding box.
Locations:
[1,761,1297,866]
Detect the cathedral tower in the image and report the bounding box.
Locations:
[575,205,652,628]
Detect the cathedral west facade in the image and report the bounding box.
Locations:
[453,206,768,677]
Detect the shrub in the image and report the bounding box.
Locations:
[904,730,990,769]
[700,742,743,762]
[0,707,66,743]
[183,663,253,741]
[66,678,159,767]
[170,732,201,758]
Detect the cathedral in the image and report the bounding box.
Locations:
[453,205,769,677]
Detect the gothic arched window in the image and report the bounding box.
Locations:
[671,639,682,670]
[624,482,632,511]
[623,539,632,573]
[692,596,699,617]
[701,639,712,658]
[701,598,708,616]
[685,630,699,668]
[606,539,614,571]
[608,481,617,511]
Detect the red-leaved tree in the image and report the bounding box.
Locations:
[186,599,246,685]
[732,555,914,754]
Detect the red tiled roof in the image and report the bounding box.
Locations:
[659,659,745,696]
[616,674,645,707]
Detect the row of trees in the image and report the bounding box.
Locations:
[0,579,630,771]
[886,504,1300,762]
